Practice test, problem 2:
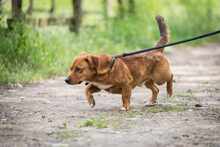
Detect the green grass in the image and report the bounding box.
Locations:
[174,92,194,98]
[49,121,79,141]
[0,23,66,84]
[79,117,108,129]
[50,129,80,141]
[146,105,186,113]
[0,0,220,84]
[125,110,144,118]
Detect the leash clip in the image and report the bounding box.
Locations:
[110,56,116,69]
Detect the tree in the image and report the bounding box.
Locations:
[128,0,135,14]
[70,0,82,33]
[0,0,2,14]
[11,0,22,18]
[103,0,108,20]
[49,0,55,14]
[26,0,33,15]
[117,0,135,18]
[117,0,124,18]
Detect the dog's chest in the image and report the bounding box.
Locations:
[91,82,113,90]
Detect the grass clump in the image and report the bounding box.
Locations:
[146,105,186,113]
[49,121,79,141]
[51,129,79,141]
[174,92,194,98]
[79,117,108,129]
[125,110,144,118]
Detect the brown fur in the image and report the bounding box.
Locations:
[65,16,173,111]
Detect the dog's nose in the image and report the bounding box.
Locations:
[65,77,70,84]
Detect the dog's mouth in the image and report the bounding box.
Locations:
[65,77,82,85]
[71,81,82,85]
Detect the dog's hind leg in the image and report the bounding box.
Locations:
[144,80,159,106]
[85,84,101,108]
[166,74,173,97]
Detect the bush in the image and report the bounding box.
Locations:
[0,22,64,84]
[0,0,220,84]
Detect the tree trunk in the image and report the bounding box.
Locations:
[12,0,22,18]
[103,0,108,20]
[49,0,55,14]
[128,0,135,14]
[117,0,124,18]
[26,0,33,15]
[0,0,2,14]
[206,0,213,22]
[70,0,82,33]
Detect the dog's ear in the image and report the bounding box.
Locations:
[85,55,98,70]
[96,55,112,74]
[85,55,111,74]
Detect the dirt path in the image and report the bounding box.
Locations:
[0,44,220,147]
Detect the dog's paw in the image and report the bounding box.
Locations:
[89,103,95,108]
[88,98,96,108]
[120,106,130,111]
[120,107,127,111]
[144,101,157,107]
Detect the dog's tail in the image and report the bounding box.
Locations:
[155,15,169,52]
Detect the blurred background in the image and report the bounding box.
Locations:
[0,0,220,84]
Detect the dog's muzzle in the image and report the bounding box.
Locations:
[65,77,71,84]
[65,77,82,85]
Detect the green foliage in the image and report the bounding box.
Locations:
[0,22,64,83]
[136,0,220,42]
[0,0,220,84]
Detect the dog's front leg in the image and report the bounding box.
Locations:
[121,85,132,111]
[85,84,100,108]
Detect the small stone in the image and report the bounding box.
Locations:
[50,143,69,147]
[187,89,192,93]
[193,142,199,145]
[188,109,193,112]
[1,118,7,122]
[195,104,202,107]
[32,138,39,141]
[173,136,179,139]
[182,134,189,138]
[20,97,25,101]
[16,83,23,88]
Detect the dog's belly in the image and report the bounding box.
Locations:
[91,82,113,90]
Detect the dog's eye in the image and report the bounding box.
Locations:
[75,67,82,73]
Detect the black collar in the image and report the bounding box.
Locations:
[110,56,116,69]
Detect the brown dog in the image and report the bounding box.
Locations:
[65,16,173,111]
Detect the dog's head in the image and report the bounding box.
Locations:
[65,53,113,85]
